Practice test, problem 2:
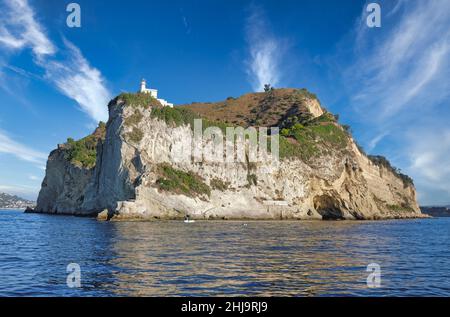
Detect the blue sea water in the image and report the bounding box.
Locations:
[0,209,449,296]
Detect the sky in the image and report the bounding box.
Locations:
[0,0,449,205]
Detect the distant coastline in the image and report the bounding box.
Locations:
[0,208,26,211]
[0,192,35,210]
[420,206,450,217]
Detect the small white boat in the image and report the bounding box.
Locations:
[184,219,196,223]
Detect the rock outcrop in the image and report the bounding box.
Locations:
[34,89,423,220]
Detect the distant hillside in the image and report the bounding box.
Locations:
[420,206,450,217]
[0,192,35,209]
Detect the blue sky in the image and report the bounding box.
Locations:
[0,0,449,205]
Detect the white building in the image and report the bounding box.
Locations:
[139,79,173,107]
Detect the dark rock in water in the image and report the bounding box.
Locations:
[24,206,34,213]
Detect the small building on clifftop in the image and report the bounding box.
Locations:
[139,79,173,107]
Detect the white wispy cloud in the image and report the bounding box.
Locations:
[245,5,287,91]
[408,127,450,202]
[366,131,389,153]
[0,0,110,122]
[340,0,450,204]
[42,39,110,122]
[0,0,56,57]
[0,129,47,164]
[347,0,450,121]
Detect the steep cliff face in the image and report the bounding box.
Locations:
[35,146,94,214]
[34,89,423,220]
[35,125,106,215]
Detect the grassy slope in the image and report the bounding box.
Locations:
[180,88,319,128]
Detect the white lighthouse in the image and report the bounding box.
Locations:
[140,79,146,93]
[138,79,173,107]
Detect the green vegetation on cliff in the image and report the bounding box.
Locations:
[368,155,414,186]
[150,106,230,133]
[156,164,211,198]
[126,127,144,143]
[149,97,348,162]
[119,90,410,186]
[124,108,145,143]
[65,122,106,168]
[150,106,198,127]
[296,88,319,101]
[124,109,143,126]
[119,93,161,108]
[210,178,230,191]
[279,112,348,161]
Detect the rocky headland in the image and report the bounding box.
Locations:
[32,88,423,220]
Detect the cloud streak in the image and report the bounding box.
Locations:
[0,0,110,122]
[0,129,47,164]
[339,0,450,204]
[42,39,110,122]
[346,0,450,121]
[245,5,286,92]
[408,127,450,203]
[0,0,56,57]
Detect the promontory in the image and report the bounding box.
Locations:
[31,88,423,220]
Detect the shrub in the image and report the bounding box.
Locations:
[280,128,290,137]
[297,88,318,101]
[156,164,211,197]
[368,155,414,186]
[151,106,198,128]
[65,136,97,168]
[64,122,105,168]
[309,124,347,147]
[151,106,232,134]
[279,135,318,161]
[125,109,143,126]
[309,112,336,124]
[247,174,258,186]
[119,93,161,108]
[278,121,348,161]
[210,178,229,191]
[126,127,144,143]
[342,124,351,133]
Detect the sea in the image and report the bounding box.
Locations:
[0,209,449,296]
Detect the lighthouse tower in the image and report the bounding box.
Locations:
[140,79,147,93]
[139,78,157,98]
[138,78,173,107]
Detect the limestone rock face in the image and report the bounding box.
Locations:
[35,146,94,215]
[34,92,423,220]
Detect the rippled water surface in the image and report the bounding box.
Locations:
[0,209,449,296]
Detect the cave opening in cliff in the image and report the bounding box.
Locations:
[313,195,345,220]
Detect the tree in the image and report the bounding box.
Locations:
[264,84,273,92]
